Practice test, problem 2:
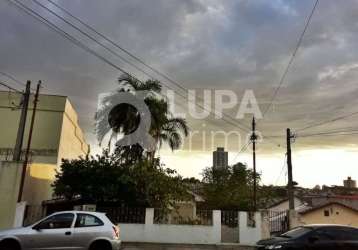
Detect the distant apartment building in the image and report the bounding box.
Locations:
[213,147,228,169]
[344,176,357,188]
[0,91,89,228]
[321,177,358,196]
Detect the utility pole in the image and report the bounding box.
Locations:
[251,117,257,211]
[13,81,31,161]
[17,81,41,202]
[286,128,295,210]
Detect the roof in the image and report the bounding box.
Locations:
[187,190,205,202]
[267,196,304,209]
[331,195,358,200]
[299,202,358,215]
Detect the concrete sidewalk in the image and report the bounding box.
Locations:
[122,242,255,250]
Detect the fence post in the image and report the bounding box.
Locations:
[260,210,270,240]
[288,210,302,229]
[14,201,27,227]
[145,208,154,225]
[213,210,221,243]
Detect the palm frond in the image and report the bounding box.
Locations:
[165,118,189,136]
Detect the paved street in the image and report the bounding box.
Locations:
[122,243,255,250]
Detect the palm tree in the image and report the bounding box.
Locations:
[95,74,189,163]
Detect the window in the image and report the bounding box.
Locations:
[346,228,358,241]
[310,230,333,241]
[282,227,313,238]
[324,210,329,216]
[75,214,104,228]
[36,213,74,229]
[312,227,354,241]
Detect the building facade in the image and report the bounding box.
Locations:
[0,91,89,228]
[213,147,228,169]
[299,202,358,227]
[344,176,357,189]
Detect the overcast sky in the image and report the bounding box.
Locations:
[1,0,358,187]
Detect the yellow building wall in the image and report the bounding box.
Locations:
[0,91,89,209]
[0,92,65,153]
[301,204,358,227]
[57,99,89,162]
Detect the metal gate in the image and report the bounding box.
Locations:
[269,210,289,236]
[221,210,239,243]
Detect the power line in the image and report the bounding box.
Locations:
[8,0,136,78]
[301,126,358,134]
[32,0,256,135]
[10,0,257,138]
[297,128,358,138]
[7,0,252,143]
[0,71,25,88]
[0,71,47,92]
[43,0,253,132]
[295,110,358,132]
[274,153,287,186]
[0,80,23,93]
[262,0,319,117]
[45,0,192,95]
[31,0,176,91]
[38,0,282,144]
[232,140,251,163]
[10,0,280,150]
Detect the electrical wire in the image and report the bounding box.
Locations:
[43,0,254,133]
[31,0,176,91]
[22,0,255,136]
[0,71,25,88]
[297,128,358,138]
[0,71,48,92]
[9,0,281,153]
[10,0,274,147]
[232,140,251,163]
[274,153,287,186]
[39,0,285,148]
[7,0,249,148]
[262,0,319,117]
[0,80,23,93]
[295,110,358,132]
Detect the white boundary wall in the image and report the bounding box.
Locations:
[120,208,221,244]
[239,212,263,245]
[13,201,27,228]
[119,209,269,245]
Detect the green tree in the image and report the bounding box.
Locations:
[53,151,188,208]
[95,74,188,163]
[201,163,260,210]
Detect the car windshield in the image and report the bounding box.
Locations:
[280,227,313,238]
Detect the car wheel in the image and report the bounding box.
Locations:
[0,239,21,250]
[89,240,112,250]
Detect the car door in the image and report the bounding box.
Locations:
[27,213,75,250]
[344,228,358,250]
[72,213,106,249]
[306,229,337,250]
[331,227,358,250]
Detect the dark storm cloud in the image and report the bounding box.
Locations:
[1,0,358,152]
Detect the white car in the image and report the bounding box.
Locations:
[0,211,121,250]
